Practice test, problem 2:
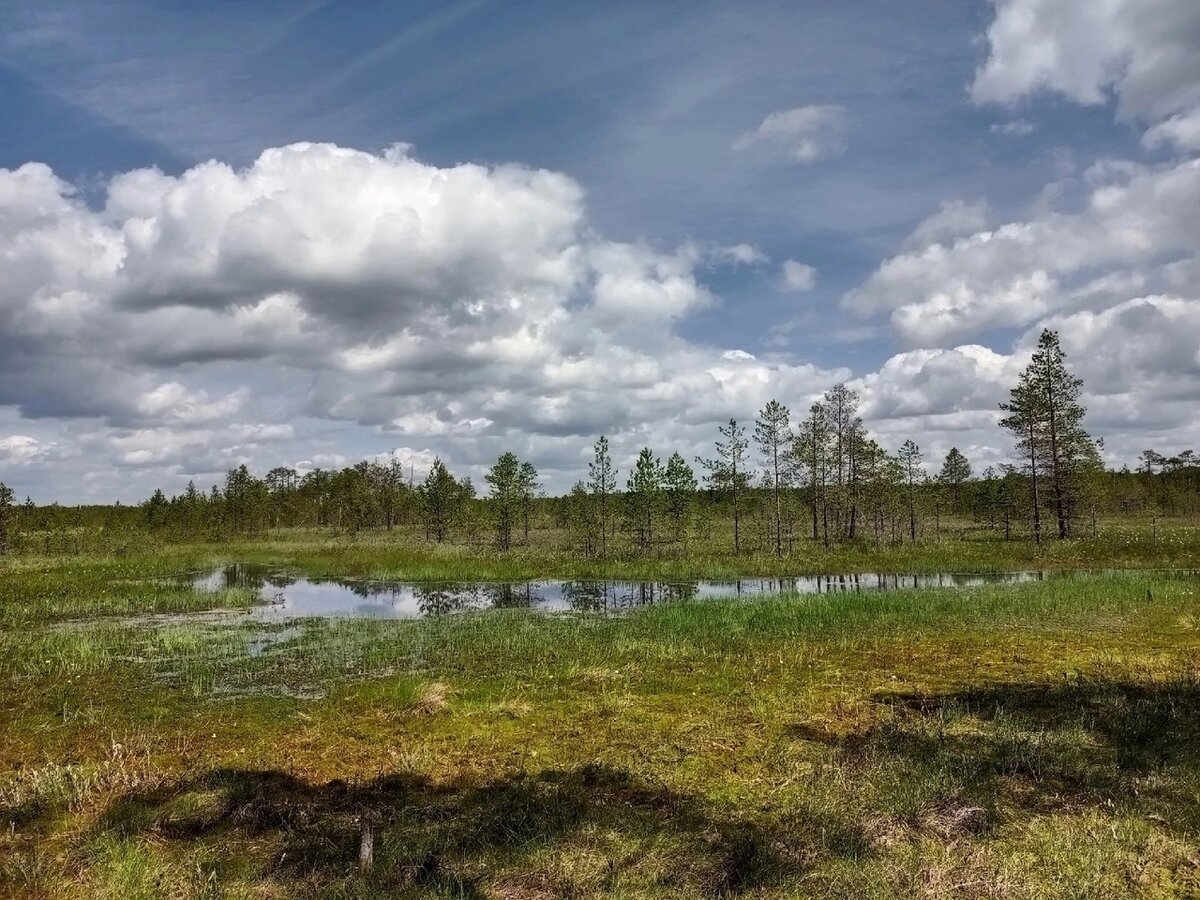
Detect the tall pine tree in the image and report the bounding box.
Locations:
[1001,330,1098,540]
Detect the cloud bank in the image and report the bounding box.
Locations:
[0,144,849,498]
[4,1,1200,501]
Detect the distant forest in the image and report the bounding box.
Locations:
[2,330,1198,557]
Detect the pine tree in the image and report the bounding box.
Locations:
[939,448,972,512]
[663,452,698,538]
[567,480,598,555]
[855,437,890,542]
[485,452,522,550]
[587,436,618,558]
[976,465,1000,528]
[755,400,791,557]
[421,458,464,543]
[1000,368,1044,543]
[143,488,169,529]
[625,447,663,552]
[698,419,750,554]
[794,403,832,546]
[898,440,924,542]
[223,465,268,535]
[1030,330,1096,538]
[518,461,540,542]
[1000,329,1098,540]
[824,384,863,537]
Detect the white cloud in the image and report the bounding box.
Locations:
[710,243,767,266]
[972,0,1200,151]
[733,104,848,163]
[902,199,991,251]
[989,118,1036,136]
[3,137,1199,502]
[135,384,246,424]
[780,260,817,292]
[0,143,852,500]
[845,158,1200,345]
[0,435,56,466]
[1143,108,1200,152]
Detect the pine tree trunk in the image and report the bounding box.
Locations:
[1027,419,1042,545]
[772,478,782,558]
[1044,365,1069,540]
[733,486,741,555]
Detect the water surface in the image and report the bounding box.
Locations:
[180,564,1054,619]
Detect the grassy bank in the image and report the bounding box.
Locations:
[6,519,1199,610]
[2,559,1199,897]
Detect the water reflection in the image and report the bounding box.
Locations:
[174,564,1065,620]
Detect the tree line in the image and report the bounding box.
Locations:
[3,330,1199,556]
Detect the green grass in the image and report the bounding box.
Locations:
[207,519,1200,581]
[10,517,1200,592]
[2,532,1200,897]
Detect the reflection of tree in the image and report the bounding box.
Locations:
[815,574,861,594]
[334,579,378,599]
[562,580,701,612]
[484,583,535,610]
[615,583,668,609]
[415,584,481,616]
[221,564,267,590]
[213,564,303,593]
[221,565,257,590]
[562,581,611,612]
[660,582,699,603]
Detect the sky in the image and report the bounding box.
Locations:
[2,0,1199,502]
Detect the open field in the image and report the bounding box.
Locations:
[2,530,1200,898]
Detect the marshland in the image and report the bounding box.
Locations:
[3,469,1199,897]
[5,3,1200,895]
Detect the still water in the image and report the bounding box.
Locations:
[181,564,1050,619]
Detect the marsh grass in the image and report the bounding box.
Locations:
[211,520,1200,582]
[2,546,1199,897]
[0,557,258,627]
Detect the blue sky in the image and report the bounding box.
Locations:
[2,0,1199,500]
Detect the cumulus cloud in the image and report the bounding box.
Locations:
[845,158,1200,345]
[0,435,57,466]
[3,136,1199,502]
[843,296,1200,471]
[733,104,848,163]
[780,260,817,293]
[0,143,850,500]
[902,199,991,251]
[972,0,1200,151]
